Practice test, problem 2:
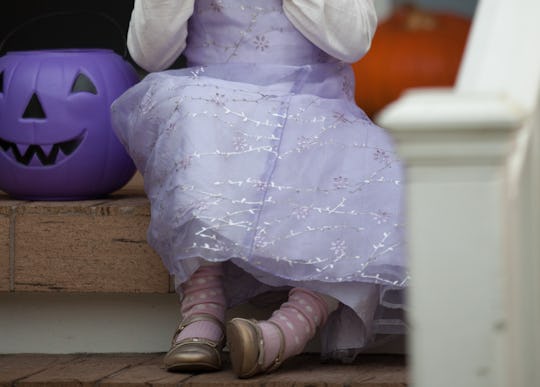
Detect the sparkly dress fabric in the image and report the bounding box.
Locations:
[111,0,408,360]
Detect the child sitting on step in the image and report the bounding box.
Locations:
[111,0,408,378]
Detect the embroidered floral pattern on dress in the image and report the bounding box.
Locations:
[373,148,392,165]
[232,131,249,151]
[296,136,315,152]
[292,205,311,220]
[212,93,226,106]
[372,210,390,224]
[177,156,193,170]
[254,35,270,51]
[330,239,347,258]
[333,176,349,190]
[111,0,409,292]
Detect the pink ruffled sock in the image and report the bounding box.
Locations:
[175,263,226,344]
[258,288,335,368]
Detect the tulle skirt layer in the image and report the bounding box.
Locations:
[111,62,408,359]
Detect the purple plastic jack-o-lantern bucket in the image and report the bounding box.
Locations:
[0,48,138,200]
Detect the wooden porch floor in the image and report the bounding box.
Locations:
[0,353,407,386]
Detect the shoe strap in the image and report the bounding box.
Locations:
[172,336,222,349]
[172,313,225,345]
[262,320,286,374]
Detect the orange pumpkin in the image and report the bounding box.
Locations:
[352,5,472,118]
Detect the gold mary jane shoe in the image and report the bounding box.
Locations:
[226,317,285,378]
[164,314,225,372]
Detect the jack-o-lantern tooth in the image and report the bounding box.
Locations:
[35,144,59,165]
[0,138,9,151]
[40,144,54,156]
[16,143,30,157]
[59,136,83,155]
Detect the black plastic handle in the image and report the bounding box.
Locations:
[0,10,128,58]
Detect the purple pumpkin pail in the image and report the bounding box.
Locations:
[0,49,138,200]
[0,12,139,200]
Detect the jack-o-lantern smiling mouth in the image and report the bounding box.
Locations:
[0,130,86,167]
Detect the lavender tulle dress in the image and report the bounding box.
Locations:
[111,0,408,361]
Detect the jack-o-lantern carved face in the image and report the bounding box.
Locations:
[0,49,139,200]
[0,71,92,166]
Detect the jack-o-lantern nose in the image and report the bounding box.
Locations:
[23,93,46,119]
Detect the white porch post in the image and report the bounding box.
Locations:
[505,100,540,386]
[378,91,522,387]
[375,0,540,385]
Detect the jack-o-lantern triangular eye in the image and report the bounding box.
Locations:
[71,73,97,94]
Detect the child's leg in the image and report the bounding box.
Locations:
[176,262,226,343]
[227,287,338,378]
[164,262,227,372]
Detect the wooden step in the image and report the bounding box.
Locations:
[0,188,407,356]
[0,190,170,293]
[0,353,407,387]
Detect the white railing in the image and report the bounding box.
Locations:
[376,0,540,386]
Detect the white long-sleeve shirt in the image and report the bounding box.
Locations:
[127,0,377,72]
